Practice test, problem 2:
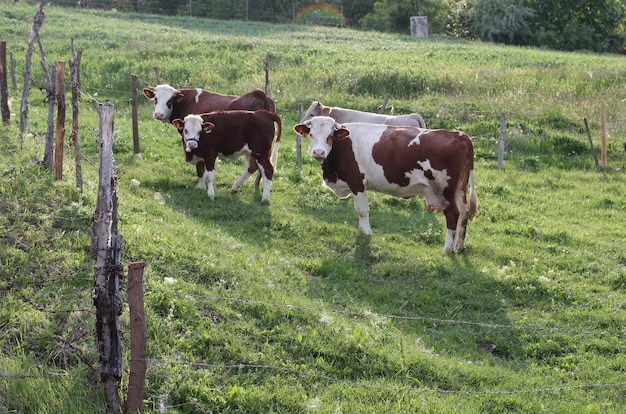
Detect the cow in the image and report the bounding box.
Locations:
[172,110,282,202]
[294,116,477,253]
[143,83,276,188]
[301,101,426,128]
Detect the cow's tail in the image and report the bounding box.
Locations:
[271,113,282,168]
[465,134,478,220]
[468,169,478,220]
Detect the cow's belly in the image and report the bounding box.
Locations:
[323,178,352,198]
[364,171,449,211]
[218,147,250,160]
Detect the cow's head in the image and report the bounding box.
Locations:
[142,84,184,122]
[300,101,332,123]
[172,115,214,152]
[294,116,348,160]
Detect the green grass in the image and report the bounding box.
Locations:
[1,3,626,413]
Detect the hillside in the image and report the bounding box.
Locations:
[1,4,625,413]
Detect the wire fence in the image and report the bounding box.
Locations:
[2,278,626,403]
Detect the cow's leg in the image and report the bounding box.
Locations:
[196,161,206,189]
[255,157,275,202]
[453,190,471,252]
[353,192,372,235]
[442,206,460,254]
[202,169,216,200]
[231,155,257,194]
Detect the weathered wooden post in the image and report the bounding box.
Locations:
[54,60,66,181]
[20,2,45,136]
[131,74,142,159]
[70,39,83,191]
[125,262,147,414]
[0,42,10,125]
[153,67,160,84]
[265,58,270,96]
[297,103,303,165]
[378,94,389,114]
[92,100,123,414]
[600,101,607,168]
[583,118,599,169]
[498,113,506,170]
[43,65,56,169]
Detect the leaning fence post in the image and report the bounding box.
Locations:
[583,118,599,169]
[378,94,389,114]
[498,113,506,170]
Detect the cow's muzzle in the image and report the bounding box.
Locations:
[185,140,199,152]
[311,149,326,160]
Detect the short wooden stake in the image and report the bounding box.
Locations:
[125,262,147,414]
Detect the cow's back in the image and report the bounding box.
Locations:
[199,110,280,153]
[174,89,273,120]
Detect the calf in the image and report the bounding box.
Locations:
[294,116,477,253]
[301,101,426,128]
[143,84,276,188]
[172,110,282,202]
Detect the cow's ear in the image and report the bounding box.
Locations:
[334,128,350,140]
[175,91,185,103]
[142,88,155,100]
[294,124,310,137]
[202,122,215,134]
[322,106,331,115]
[171,119,184,131]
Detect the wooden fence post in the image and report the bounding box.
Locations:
[153,67,160,84]
[20,2,45,136]
[131,74,142,159]
[265,58,270,96]
[70,39,83,192]
[10,52,16,91]
[296,103,303,165]
[92,100,123,414]
[600,101,607,168]
[0,42,10,125]
[43,65,55,169]
[583,118,599,169]
[498,113,506,170]
[125,262,147,414]
[54,60,66,181]
[378,94,389,114]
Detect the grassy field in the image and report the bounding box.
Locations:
[1,4,625,413]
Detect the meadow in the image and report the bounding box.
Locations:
[1,4,625,413]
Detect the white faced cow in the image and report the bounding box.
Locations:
[294,116,477,253]
[301,101,426,128]
[172,110,281,202]
[143,84,276,188]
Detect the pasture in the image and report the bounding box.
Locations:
[0,4,625,413]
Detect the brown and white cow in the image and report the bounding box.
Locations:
[301,101,426,128]
[294,116,477,253]
[143,84,276,188]
[172,110,282,202]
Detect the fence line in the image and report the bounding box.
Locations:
[3,358,624,398]
[150,287,625,339]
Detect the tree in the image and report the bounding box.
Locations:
[465,0,535,44]
[525,0,625,52]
